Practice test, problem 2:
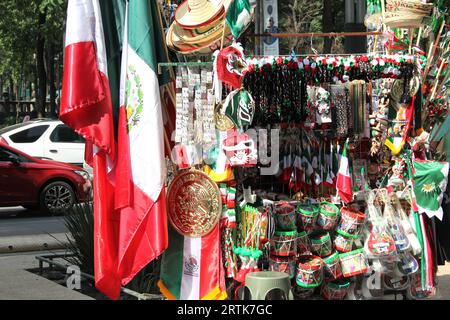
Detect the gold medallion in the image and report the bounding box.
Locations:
[167,170,222,237]
[215,102,235,131]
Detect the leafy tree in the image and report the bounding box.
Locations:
[0,0,67,118]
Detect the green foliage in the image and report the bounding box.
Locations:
[0,0,67,100]
[63,202,95,275]
[62,200,162,297]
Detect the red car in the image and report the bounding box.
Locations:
[0,142,91,214]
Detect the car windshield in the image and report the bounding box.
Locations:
[0,122,31,135]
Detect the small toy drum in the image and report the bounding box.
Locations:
[293,286,315,300]
[317,202,340,231]
[310,231,333,258]
[296,255,324,288]
[270,231,297,257]
[297,204,319,232]
[323,251,342,280]
[337,207,366,237]
[334,233,356,253]
[274,202,297,231]
[339,248,369,278]
[269,255,296,279]
[297,231,312,255]
[321,279,351,300]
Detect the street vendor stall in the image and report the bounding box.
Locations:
[157,0,450,301]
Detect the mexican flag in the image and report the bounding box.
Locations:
[226,0,253,38]
[336,139,353,204]
[60,0,120,299]
[115,0,168,285]
[158,225,227,300]
[60,0,116,161]
[413,160,449,220]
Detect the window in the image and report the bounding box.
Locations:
[0,147,29,163]
[9,125,49,143]
[50,124,85,143]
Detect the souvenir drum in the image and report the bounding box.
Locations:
[323,251,342,280]
[297,231,312,255]
[274,202,297,231]
[317,202,340,231]
[296,255,324,288]
[321,279,351,300]
[297,204,319,232]
[269,255,296,279]
[339,249,369,278]
[334,233,356,253]
[337,207,366,237]
[293,286,315,300]
[271,231,297,257]
[310,231,333,258]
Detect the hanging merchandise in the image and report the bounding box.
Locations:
[161,15,450,299]
[213,43,248,100]
[220,88,255,129]
[167,0,234,54]
[158,224,227,300]
[225,0,254,39]
[364,190,397,258]
[166,170,222,237]
[412,160,450,220]
[296,255,324,289]
[384,0,433,29]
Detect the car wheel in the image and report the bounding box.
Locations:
[40,181,76,214]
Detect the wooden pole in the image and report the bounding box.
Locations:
[416,27,423,46]
[408,28,414,54]
[422,20,446,82]
[429,58,447,101]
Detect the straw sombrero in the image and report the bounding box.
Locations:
[167,22,233,55]
[175,0,226,28]
[171,14,227,45]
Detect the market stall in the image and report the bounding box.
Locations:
[157,0,450,300]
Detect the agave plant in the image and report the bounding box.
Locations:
[63,202,95,275]
[62,201,162,297]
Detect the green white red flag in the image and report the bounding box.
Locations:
[60,0,121,299]
[336,139,353,204]
[413,160,449,220]
[158,225,227,300]
[115,0,168,286]
[226,0,253,39]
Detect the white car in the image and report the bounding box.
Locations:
[0,119,85,167]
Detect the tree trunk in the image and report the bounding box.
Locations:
[36,10,47,118]
[323,0,333,53]
[48,43,57,118]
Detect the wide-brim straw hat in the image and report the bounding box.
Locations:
[175,0,228,29]
[172,13,227,45]
[385,0,433,14]
[167,22,233,55]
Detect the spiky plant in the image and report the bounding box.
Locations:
[63,202,95,275]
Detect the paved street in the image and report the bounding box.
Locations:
[0,207,68,253]
[0,207,67,237]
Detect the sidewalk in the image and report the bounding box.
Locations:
[436,263,450,299]
[0,233,68,254]
[0,251,93,300]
